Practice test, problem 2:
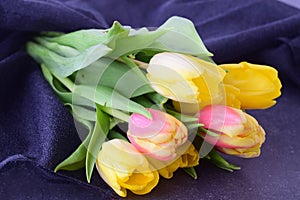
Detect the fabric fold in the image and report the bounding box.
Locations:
[0,0,299,199]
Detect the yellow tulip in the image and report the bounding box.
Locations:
[158,143,199,179]
[147,52,226,107]
[220,62,282,109]
[224,84,241,109]
[96,139,159,197]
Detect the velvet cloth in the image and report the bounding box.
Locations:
[1,0,300,199]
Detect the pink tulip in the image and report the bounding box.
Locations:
[198,105,265,158]
[127,108,188,161]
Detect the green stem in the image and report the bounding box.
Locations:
[119,56,150,83]
[166,109,198,123]
[132,59,148,69]
[101,107,130,123]
[119,56,148,70]
[198,127,219,137]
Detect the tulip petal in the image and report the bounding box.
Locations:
[157,143,199,179]
[129,171,159,195]
[148,52,203,79]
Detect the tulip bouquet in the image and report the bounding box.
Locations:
[26,16,281,197]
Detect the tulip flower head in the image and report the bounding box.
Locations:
[147,52,226,108]
[127,108,188,161]
[198,105,266,158]
[220,62,282,109]
[96,139,159,197]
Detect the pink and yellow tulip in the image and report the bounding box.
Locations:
[198,105,266,158]
[127,108,188,161]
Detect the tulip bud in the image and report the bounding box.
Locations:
[127,108,188,161]
[198,105,266,158]
[96,139,159,197]
[147,52,226,107]
[220,62,282,109]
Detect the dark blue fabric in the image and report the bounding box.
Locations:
[0,0,299,199]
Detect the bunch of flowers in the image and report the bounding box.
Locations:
[26,16,281,197]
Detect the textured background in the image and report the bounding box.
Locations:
[0,0,299,199]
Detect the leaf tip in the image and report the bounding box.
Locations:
[86,171,92,183]
[54,166,59,173]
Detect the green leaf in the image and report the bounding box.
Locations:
[42,29,107,51]
[206,149,241,172]
[152,16,213,57]
[54,137,88,172]
[131,92,168,110]
[27,42,112,77]
[40,31,64,37]
[27,27,128,78]
[133,16,214,59]
[65,103,96,122]
[120,56,153,97]
[42,64,96,109]
[107,130,128,141]
[54,119,93,172]
[76,58,153,98]
[146,92,168,107]
[41,64,72,104]
[106,21,129,39]
[86,105,110,183]
[74,85,151,119]
[109,118,123,129]
[183,167,198,179]
[131,96,154,108]
[106,27,169,57]
[100,106,130,123]
[34,37,80,57]
[135,49,162,63]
